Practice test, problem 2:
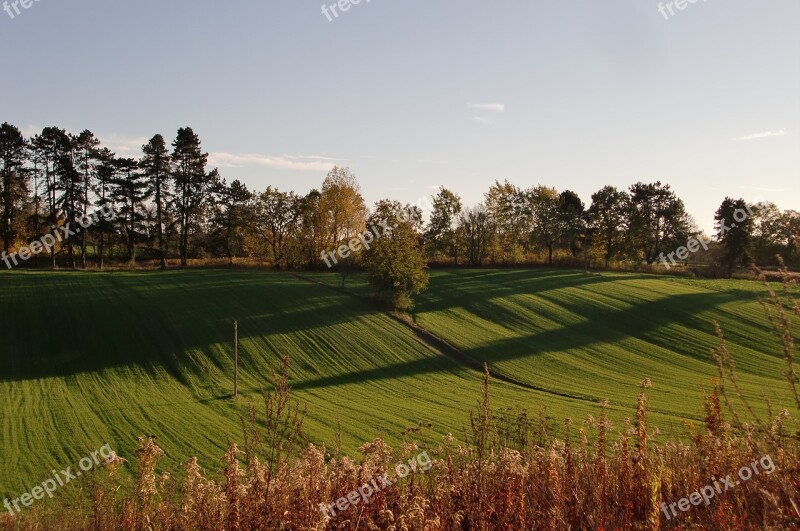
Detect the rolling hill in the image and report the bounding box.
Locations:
[1,268,795,495]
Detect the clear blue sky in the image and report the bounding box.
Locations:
[2,0,798,232]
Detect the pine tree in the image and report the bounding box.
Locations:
[112,157,150,266]
[56,134,82,268]
[74,130,100,268]
[0,123,29,255]
[94,148,117,269]
[30,127,71,267]
[171,127,210,268]
[141,134,172,269]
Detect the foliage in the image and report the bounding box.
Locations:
[425,186,462,263]
[587,185,629,266]
[0,122,29,255]
[627,181,691,265]
[715,197,756,277]
[362,200,429,310]
[171,127,212,268]
[1,121,797,274]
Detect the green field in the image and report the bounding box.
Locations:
[1,268,796,495]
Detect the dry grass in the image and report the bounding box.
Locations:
[3,270,800,530]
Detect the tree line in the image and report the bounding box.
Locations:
[1,122,798,277]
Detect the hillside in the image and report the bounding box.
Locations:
[1,268,795,495]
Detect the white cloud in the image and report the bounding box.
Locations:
[293,155,343,161]
[737,129,786,140]
[102,134,149,154]
[21,128,149,155]
[22,124,40,137]
[208,152,339,171]
[472,116,492,125]
[468,103,506,113]
[739,186,787,193]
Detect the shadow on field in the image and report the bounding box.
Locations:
[291,357,459,391]
[459,290,740,364]
[0,270,376,382]
[416,269,655,315]
[293,288,744,392]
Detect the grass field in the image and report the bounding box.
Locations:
[1,268,796,496]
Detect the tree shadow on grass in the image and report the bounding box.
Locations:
[293,290,739,401]
[417,269,656,315]
[0,270,380,382]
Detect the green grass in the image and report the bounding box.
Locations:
[315,268,799,427]
[1,268,796,496]
[414,269,797,418]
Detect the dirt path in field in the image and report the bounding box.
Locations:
[293,274,700,421]
[294,274,596,402]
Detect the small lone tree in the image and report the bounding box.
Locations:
[362,200,429,311]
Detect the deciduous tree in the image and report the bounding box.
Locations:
[459,204,494,266]
[213,179,253,264]
[628,182,690,265]
[425,186,462,263]
[362,200,428,310]
[588,186,629,267]
[526,185,561,265]
[715,197,755,277]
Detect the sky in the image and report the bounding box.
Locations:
[1,0,798,232]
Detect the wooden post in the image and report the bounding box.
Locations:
[234,320,238,399]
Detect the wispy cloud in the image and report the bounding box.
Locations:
[739,186,787,193]
[294,155,343,161]
[20,128,149,154]
[22,124,40,137]
[102,134,149,155]
[468,103,505,113]
[208,152,339,171]
[20,127,341,173]
[737,129,786,141]
[472,116,492,125]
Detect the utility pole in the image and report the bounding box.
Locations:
[234,320,238,399]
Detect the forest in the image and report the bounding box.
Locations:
[1,122,798,276]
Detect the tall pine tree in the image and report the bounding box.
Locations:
[141,134,172,269]
[112,157,150,266]
[0,123,29,255]
[30,127,71,267]
[74,130,100,268]
[171,127,209,268]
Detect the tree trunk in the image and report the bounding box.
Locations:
[2,178,11,255]
[156,184,166,270]
[49,182,56,269]
[98,232,104,270]
[82,181,88,269]
[180,223,188,268]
